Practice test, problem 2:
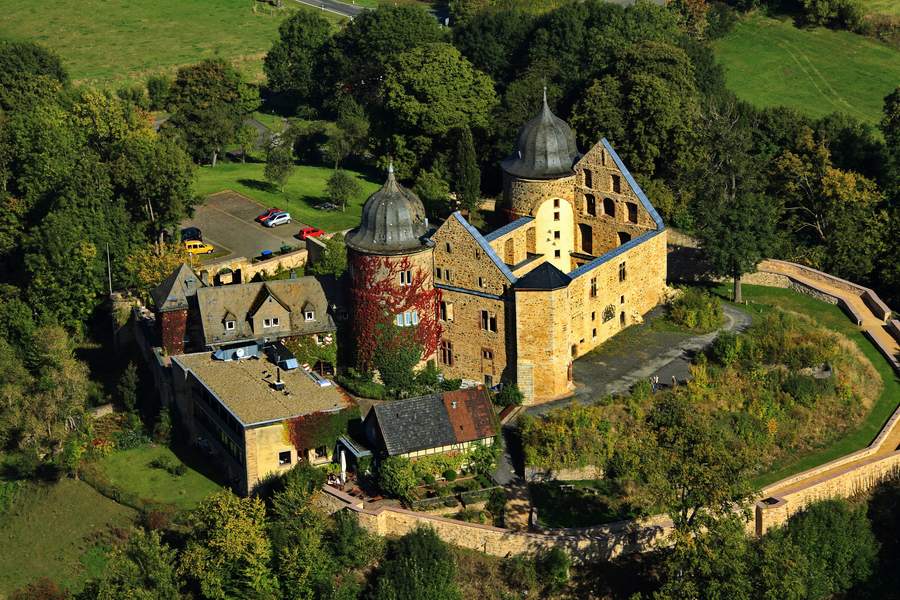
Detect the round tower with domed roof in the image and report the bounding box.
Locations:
[500,90,581,272]
[345,164,440,370]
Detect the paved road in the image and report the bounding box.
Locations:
[291,0,364,18]
[181,191,304,262]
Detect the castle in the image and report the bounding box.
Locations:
[345,95,668,403]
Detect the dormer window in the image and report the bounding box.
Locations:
[263,318,271,328]
[305,310,315,321]
[225,320,235,331]
[272,317,279,327]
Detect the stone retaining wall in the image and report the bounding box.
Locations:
[201,248,308,284]
[889,319,900,344]
[524,465,601,482]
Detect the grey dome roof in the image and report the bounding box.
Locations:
[345,165,428,255]
[500,90,580,180]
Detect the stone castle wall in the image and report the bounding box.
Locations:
[502,172,576,220]
[201,248,308,285]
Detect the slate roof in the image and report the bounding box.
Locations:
[484,216,535,243]
[515,261,571,291]
[151,263,204,312]
[500,90,581,180]
[195,277,336,347]
[367,387,497,456]
[345,164,429,255]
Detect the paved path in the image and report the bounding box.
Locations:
[525,304,751,417]
[291,0,364,18]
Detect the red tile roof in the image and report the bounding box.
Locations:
[443,387,497,444]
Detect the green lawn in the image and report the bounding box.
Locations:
[0,479,137,595]
[713,13,900,125]
[0,0,345,87]
[717,284,900,487]
[97,444,223,511]
[194,161,382,232]
[864,0,900,16]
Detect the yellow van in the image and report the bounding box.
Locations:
[184,240,215,255]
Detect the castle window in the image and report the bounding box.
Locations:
[585,194,596,216]
[612,174,622,193]
[445,269,452,282]
[435,268,442,280]
[396,310,419,327]
[480,310,497,332]
[305,310,315,321]
[600,151,606,166]
[592,328,597,338]
[554,211,560,221]
[554,250,561,258]
[603,305,615,322]
[603,197,615,217]
[627,202,638,224]
[620,295,625,304]
[272,317,279,326]
[618,231,631,246]
[482,349,494,360]
[584,169,593,188]
[591,311,596,321]
[619,262,627,282]
[225,320,235,331]
[590,277,597,298]
[440,301,454,322]
[440,340,453,366]
[478,277,484,288]
[553,230,560,240]
[445,242,452,253]
[475,249,481,259]
[263,318,271,328]
[278,451,291,466]
[553,198,560,208]
[399,270,412,286]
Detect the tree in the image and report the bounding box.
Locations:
[146,74,171,111]
[374,527,462,600]
[783,499,878,599]
[179,491,279,600]
[326,169,361,212]
[124,242,188,300]
[492,383,523,408]
[382,43,497,138]
[118,362,139,412]
[372,325,423,398]
[308,233,347,277]
[413,169,452,218]
[264,10,333,104]
[377,456,418,503]
[235,124,257,163]
[654,515,753,600]
[696,193,780,302]
[881,86,900,199]
[268,470,331,600]
[452,9,537,86]
[453,126,480,215]
[91,529,182,600]
[639,392,757,532]
[536,547,571,596]
[166,59,259,165]
[264,140,294,192]
[0,41,68,110]
[752,527,808,600]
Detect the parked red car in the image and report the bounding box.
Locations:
[256,207,282,223]
[299,226,326,240]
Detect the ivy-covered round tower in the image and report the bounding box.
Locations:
[345,164,440,370]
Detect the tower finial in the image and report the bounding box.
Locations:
[543,85,547,106]
[388,159,394,175]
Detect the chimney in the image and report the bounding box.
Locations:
[271,366,285,391]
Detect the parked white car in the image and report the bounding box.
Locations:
[264,211,291,227]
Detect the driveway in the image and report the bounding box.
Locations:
[524,303,752,417]
[291,0,364,18]
[181,191,304,262]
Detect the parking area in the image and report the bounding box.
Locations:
[181,191,305,262]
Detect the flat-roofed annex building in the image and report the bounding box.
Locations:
[171,351,351,494]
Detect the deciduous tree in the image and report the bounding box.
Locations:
[453,126,480,215]
[308,233,347,278]
[326,170,361,212]
[264,140,294,192]
[374,527,461,600]
[91,529,182,600]
[264,10,333,104]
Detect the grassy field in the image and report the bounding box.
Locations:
[0,479,137,595]
[713,13,900,125]
[193,161,382,231]
[716,285,900,487]
[865,0,900,16]
[97,444,223,511]
[0,0,344,87]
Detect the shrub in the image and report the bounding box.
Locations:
[493,383,523,407]
[422,473,436,486]
[536,547,571,594]
[153,408,172,444]
[668,288,723,332]
[116,84,149,110]
[335,373,386,400]
[114,429,150,450]
[442,469,457,481]
[149,455,186,476]
[487,488,508,525]
[502,554,538,594]
[378,456,418,502]
[781,373,833,407]
[146,74,171,110]
[374,527,461,600]
[440,378,462,391]
[711,330,742,366]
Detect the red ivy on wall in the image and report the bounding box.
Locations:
[349,253,441,370]
[284,407,360,453]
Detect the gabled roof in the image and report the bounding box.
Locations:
[151,263,204,312]
[484,216,534,243]
[196,277,335,346]
[515,261,571,291]
[367,387,497,456]
[451,212,517,284]
[597,139,664,230]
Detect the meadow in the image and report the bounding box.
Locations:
[713,13,900,125]
[0,0,344,87]
[193,160,382,231]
